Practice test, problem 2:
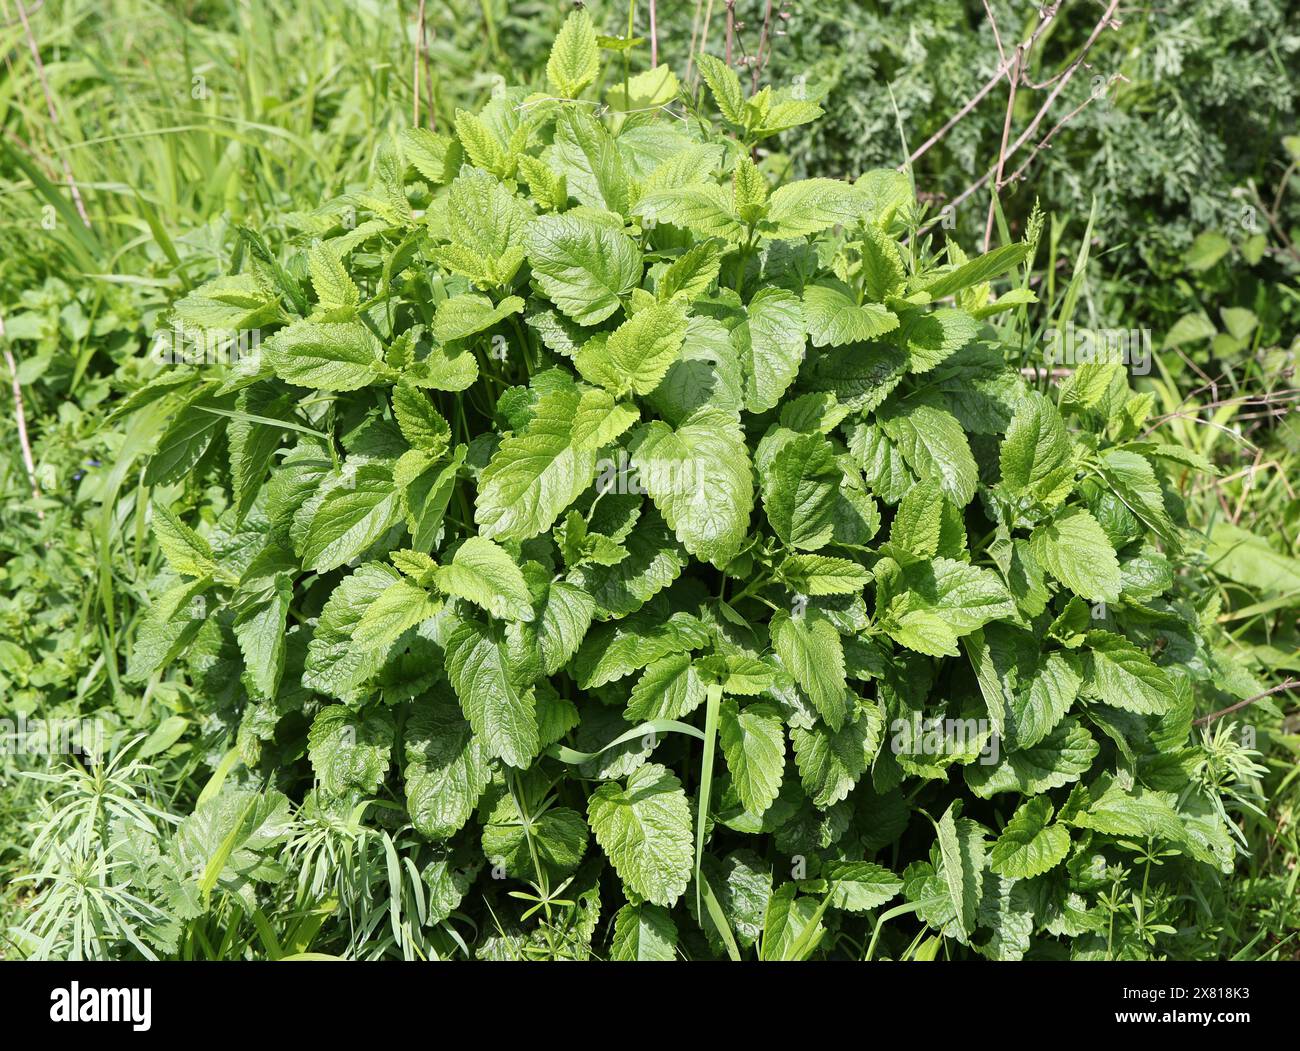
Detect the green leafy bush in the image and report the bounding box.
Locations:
[117,12,1267,960]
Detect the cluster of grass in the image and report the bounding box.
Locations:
[1,0,1295,959]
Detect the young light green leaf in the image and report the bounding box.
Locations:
[777,554,871,596]
[588,763,694,907]
[476,386,598,542]
[989,797,1070,878]
[392,384,451,455]
[696,53,747,126]
[352,576,441,651]
[803,280,899,347]
[300,466,405,573]
[770,609,848,730]
[1029,506,1121,603]
[547,8,600,97]
[444,617,539,769]
[719,700,786,816]
[435,536,535,622]
[761,178,863,238]
[308,706,394,796]
[151,502,216,578]
[790,701,883,808]
[761,432,841,551]
[734,287,805,414]
[575,299,688,396]
[525,213,642,325]
[629,408,754,567]
[432,293,525,344]
[263,320,388,391]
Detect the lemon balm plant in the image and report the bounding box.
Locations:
[118,11,1266,960]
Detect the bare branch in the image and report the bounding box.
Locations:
[1,315,45,522]
[752,0,774,92]
[915,0,1121,239]
[904,2,1061,169]
[1000,73,1128,188]
[985,48,1021,251]
[1193,680,1300,727]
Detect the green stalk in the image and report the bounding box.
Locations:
[693,684,723,916]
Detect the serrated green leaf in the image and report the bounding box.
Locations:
[966,718,1099,798]
[435,536,534,622]
[588,762,694,906]
[610,903,678,960]
[790,701,882,808]
[762,432,841,551]
[990,797,1070,878]
[1083,630,1174,714]
[547,9,600,97]
[803,280,898,348]
[308,705,394,796]
[445,617,539,768]
[352,577,440,651]
[696,53,747,126]
[771,609,848,730]
[878,399,977,506]
[263,321,388,391]
[525,213,642,325]
[476,386,597,542]
[404,689,491,840]
[1030,506,1121,603]
[777,554,871,596]
[626,652,707,721]
[300,465,404,573]
[719,700,786,816]
[936,803,984,939]
[576,299,688,396]
[629,409,754,567]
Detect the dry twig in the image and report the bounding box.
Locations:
[15,0,91,228]
[1,314,45,522]
[1193,680,1300,727]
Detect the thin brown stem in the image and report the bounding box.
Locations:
[1000,74,1127,188]
[649,0,659,67]
[905,2,1061,169]
[915,0,1120,239]
[413,0,426,128]
[985,48,1020,251]
[752,0,774,92]
[983,0,1007,64]
[995,0,1122,180]
[1193,680,1300,728]
[1,315,45,522]
[15,0,90,228]
[1246,177,1300,264]
[697,0,717,80]
[725,0,734,65]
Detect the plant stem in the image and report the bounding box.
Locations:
[865,901,922,961]
[1,316,44,521]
